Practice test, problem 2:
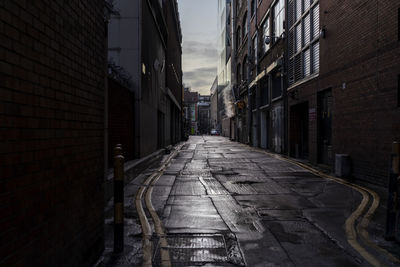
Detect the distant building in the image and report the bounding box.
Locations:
[198,95,211,134]
[183,87,199,135]
[217,0,234,137]
[210,77,219,130]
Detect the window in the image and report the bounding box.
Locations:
[273,0,285,38]
[251,0,256,17]
[237,27,242,48]
[288,0,319,85]
[237,63,242,83]
[262,16,270,53]
[243,56,248,81]
[243,12,248,40]
[260,77,269,106]
[252,35,258,64]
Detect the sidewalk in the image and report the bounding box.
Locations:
[95,150,171,266]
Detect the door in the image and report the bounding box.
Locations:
[318,89,333,165]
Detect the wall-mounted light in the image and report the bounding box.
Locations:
[320,28,326,39]
[265,36,279,45]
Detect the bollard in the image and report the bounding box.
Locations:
[114,145,124,253]
[114,144,122,157]
[385,142,399,240]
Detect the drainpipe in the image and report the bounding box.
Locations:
[247,0,252,145]
[283,0,289,155]
[231,0,237,140]
[254,0,260,147]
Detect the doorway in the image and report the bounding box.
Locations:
[290,102,309,159]
[318,89,333,165]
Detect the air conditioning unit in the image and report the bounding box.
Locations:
[335,154,351,178]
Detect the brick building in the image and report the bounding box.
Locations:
[229,0,400,185]
[183,87,199,135]
[248,0,286,152]
[233,0,251,144]
[0,1,106,265]
[287,0,400,185]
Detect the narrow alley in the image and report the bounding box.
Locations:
[98,136,399,266]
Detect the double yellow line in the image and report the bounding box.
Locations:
[135,145,183,266]
[249,145,400,266]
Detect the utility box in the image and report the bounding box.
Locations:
[335,154,351,178]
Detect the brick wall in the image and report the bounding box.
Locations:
[0,1,105,265]
[288,0,400,185]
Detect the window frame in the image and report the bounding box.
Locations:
[288,0,320,85]
[273,0,285,38]
[260,13,270,55]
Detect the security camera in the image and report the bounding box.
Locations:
[264,36,271,45]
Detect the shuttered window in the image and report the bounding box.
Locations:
[304,48,310,76]
[312,4,319,40]
[288,0,319,85]
[304,13,310,45]
[296,24,302,52]
[296,0,302,21]
[312,42,319,73]
[262,16,270,53]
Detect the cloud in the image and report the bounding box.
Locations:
[182,41,217,94]
[183,41,217,59]
[183,66,217,94]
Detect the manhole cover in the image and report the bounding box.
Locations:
[153,234,242,266]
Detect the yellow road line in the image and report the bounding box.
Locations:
[135,186,153,266]
[246,145,399,266]
[136,144,183,266]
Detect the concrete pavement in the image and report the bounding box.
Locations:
[96,136,400,266]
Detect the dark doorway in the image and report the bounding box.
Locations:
[318,89,333,165]
[290,102,309,159]
[158,111,165,149]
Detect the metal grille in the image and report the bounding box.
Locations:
[313,4,320,39]
[304,13,311,45]
[153,234,231,266]
[303,48,310,77]
[288,29,294,58]
[296,0,302,21]
[294,54,302,81]
[312,42,320,73]
[288,0,294,28]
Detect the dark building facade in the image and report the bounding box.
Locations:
[233,0,250,144]
[183,87,199,135]
[198,95,211,134]
[287,0,400,185]
[229,0,400,186]
[108,0,183,158]
[248,0,286,152]
[0,1,106,265]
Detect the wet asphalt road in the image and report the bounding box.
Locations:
[150,136,366,266]
[97,135,399,266]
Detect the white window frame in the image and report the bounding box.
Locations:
[288,0,319,85]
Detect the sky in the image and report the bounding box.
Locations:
[178,0,218,95]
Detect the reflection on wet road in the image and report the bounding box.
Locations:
[148,136,390,266]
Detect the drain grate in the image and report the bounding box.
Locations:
[153,234,239,266]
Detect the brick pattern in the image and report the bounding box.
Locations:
[288,0,400,185]
[0,1,105,265]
